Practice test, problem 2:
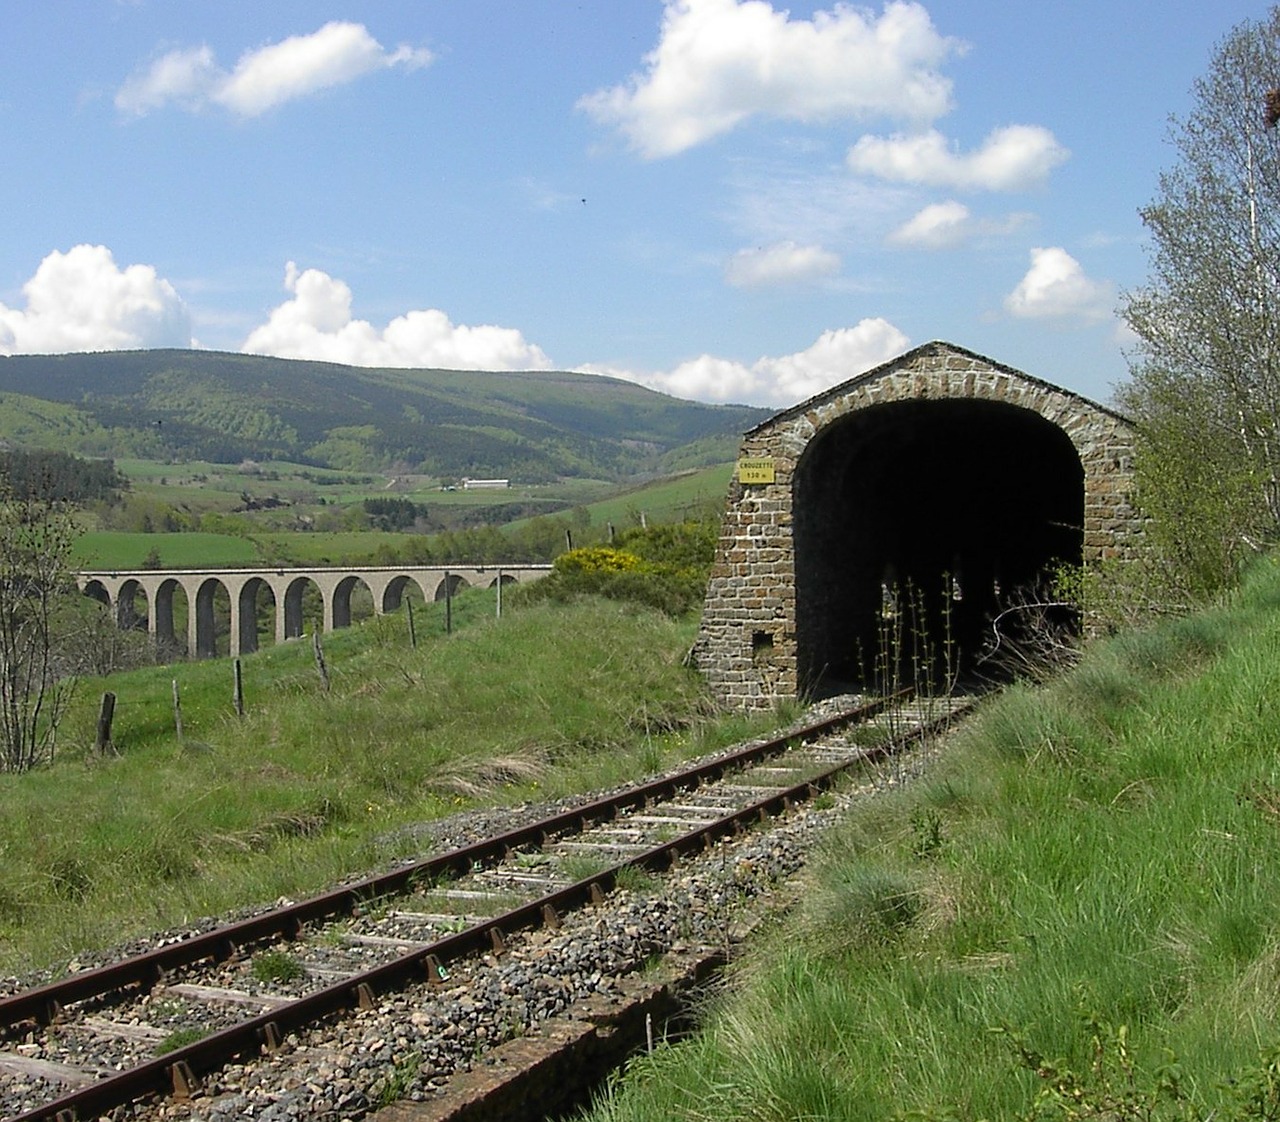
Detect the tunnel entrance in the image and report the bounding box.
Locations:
[792,398,1084,696]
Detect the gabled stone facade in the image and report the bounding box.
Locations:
[694,341,1138,710]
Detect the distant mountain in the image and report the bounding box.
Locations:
[0,350,771,480]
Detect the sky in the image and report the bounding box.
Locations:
[0,1,1273,410]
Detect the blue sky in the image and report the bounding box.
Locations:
[0,1,1270,408]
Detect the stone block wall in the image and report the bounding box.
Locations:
[694,341,1139,711]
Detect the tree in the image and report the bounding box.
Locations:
[0,487,79,771]
[1119,8,1280,597]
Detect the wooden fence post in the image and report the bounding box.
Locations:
[95,692,117,756]
[171,679,184,741]
[313,632,330,693]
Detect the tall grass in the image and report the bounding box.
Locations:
[583,559,1280,1121]
[0,590,785,975]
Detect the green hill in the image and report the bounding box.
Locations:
[0,350,769,481]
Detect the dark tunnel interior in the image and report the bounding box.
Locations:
[792,398,1084,696]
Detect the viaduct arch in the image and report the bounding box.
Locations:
[78,564,551,659]
[694,341,1140,710]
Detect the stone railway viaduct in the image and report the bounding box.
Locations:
[78,564,551,659]
[694,341,1141,710]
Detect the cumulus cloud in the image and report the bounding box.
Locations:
[0,245,192,355]
[725,241,840,287]
[115,46,220,115]
[578,0,960,158]
[1003,246,1115,322]
[887,200,971,248]
[887,200,1033,249]
[587,318,909,406]
[116,22,431,117]
[241,263,552,370]
[848,125,1068,191]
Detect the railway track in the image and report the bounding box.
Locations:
[0,690,973,1122]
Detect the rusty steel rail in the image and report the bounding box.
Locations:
[0,691,907,1033]
[8,690,970,1122]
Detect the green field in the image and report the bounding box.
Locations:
[562,463,734,530]
[73,462,737,569]
[490,463,734,546]
[115,457,615,511]
[72,531,260,569]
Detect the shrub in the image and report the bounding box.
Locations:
[615,520,717,571]
[553,546,640,576]
[516,521,718,617]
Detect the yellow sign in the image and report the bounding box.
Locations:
[737,457,776,484]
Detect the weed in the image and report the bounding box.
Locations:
[46,854,91,902]
[154,1026,207,1056]
[560,854,611,884]
[615,865,658,894]
[251,949,305,984]
[374,1050,423,1108]
[995,1016,1193,1121]
[909,808,944,861]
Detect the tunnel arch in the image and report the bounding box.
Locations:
[792,398,1085,694]
[695,341,1140,710]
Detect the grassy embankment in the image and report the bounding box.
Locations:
[0,588,782,977]
[583,558,1280,1121]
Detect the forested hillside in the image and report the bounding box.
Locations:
[0,351,770,481]
[0,448,126,503]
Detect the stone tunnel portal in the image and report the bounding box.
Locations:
[792,398,1084,694]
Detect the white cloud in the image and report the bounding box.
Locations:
[887,200,1033,248]
[0,245,192,355]
[578,0,960,158]
[848,125,1068,191]
[725,241,840,287]
[241,263,553,371]
[1003,247,1115,322]
[115,46,220,115]
[586,318,909,406]
[887,200,971,248]
[116,22,431,117]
